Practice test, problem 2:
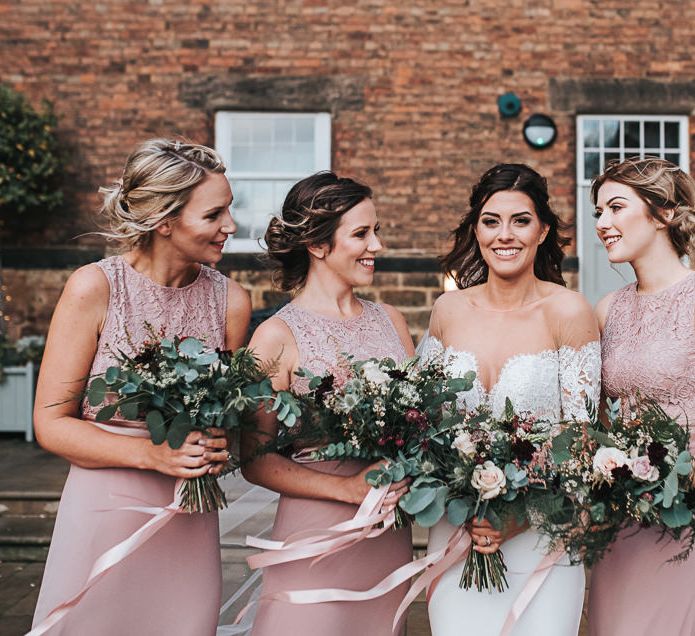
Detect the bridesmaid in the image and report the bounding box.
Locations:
[241,172,414,636]
[588,157,695,635]
[32,139,251,635]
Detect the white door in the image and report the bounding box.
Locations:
[576,115,690,306]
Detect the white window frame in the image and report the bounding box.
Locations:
[575,114,690,295]
[215,112,331,252]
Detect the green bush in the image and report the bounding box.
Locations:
[0,84,64,233]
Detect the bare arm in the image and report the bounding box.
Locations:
[33,265,216,477]
[382,303,416,357]
[240,318,407,505]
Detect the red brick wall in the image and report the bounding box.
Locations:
[3,0,695,252]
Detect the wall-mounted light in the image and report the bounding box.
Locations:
[497,92,522,118]
[523,114,557,149]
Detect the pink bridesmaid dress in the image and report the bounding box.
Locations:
[32,255,228,635]
[250,300,413,636]
[588,272,695,636]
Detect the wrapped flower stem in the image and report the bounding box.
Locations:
[178,474,228,513]
[460,548,508,593]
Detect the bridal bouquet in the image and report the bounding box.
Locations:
[86,331,300,513]
[540,398,695,565]
[278,354,474,525]
[405,399,555,593]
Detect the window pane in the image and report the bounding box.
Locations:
[584,152,600,180]
[274,118,293,143]
[665,152,681,166]
[664,122,680,148]
[583,120,599,147]
[230,146,253,172]
[644,121,660,147]
[603,120,619,148]
[250,118,272,144]
[294,142,315,172]
[231,121,251,144]
[272,143,294,172]
[295,118,314,143]
[625,151,642,161]
[251,181,274,210]
[604,152,620,168]
[623,121,640,148]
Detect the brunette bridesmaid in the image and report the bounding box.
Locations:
[32,139,251,635]
[241,172,414,636]
[588,157,695,635]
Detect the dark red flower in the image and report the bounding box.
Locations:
[314,374,335,404]
[611,464,632,481]
[511,438,536,462]
[405,408,428,429]
[395,438,405,447]
[684,490,695,510]
[647,442,668,465]
[387,369,408,380]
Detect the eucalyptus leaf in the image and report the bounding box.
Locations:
[178,337,204,357]
[184,368,199,383]
[663,468,679,508]
[675,451,692,476]
[146,411,167,445]
[167,412,192,449]
[415,487,448,528]
[447,498,472,526]
[95,403,117,422]
[399,487,438,515]
[196,352,218,366]
[105,366,120,384]
[119,401,139,420]
[662,501,692,528]
[88,377,107,407]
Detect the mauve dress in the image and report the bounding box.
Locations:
[588,272,695,636]
[32,255,228,635]
[250,300,413,636]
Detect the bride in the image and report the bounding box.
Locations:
[421,164,600,635]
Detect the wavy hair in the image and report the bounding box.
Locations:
[264,171,372,292]
[441,163,570,288]
[98,138,226,249]
[591,157,695,263]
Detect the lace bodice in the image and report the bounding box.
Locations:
[602,272,695,427]
[274,299,408,393]
[418,336,601,421]
[83,255,228,418]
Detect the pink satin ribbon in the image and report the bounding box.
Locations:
[27,421,185,636]
[246,484,395,569]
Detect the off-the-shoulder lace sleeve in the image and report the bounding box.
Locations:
[558,341,601,420]
[415,330,445,366]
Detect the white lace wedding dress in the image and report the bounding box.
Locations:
[418,296,600,636]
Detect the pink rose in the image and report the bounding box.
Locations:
[593,447,629,479]
[471,461,506,500]
[630,455,659,482]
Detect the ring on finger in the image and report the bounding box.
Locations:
[223,449,231,462]
[484,535,491,546]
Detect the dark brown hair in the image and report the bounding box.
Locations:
[591,157,695,262]
[265,171,373,292]
[441,163,570,288]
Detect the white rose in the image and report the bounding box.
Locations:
[593,447,629,478]
[452,432,477,459]
[360,361,391,386]
[471,461,506,500]
[630,455,659,482]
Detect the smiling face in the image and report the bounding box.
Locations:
[474,190,549,280]
[161,172,236,264]
[594,180,663,264]
[315,198,382,287]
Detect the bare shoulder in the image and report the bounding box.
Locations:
[226,277,252,316]
[248,315,296,357]
[594,291,618,332]
[542,284,594,320]
[429,289,472,336]
[380,303,415,356]
[62,263,110,304]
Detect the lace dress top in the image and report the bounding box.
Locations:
[602,272,695,426]
[273,299,408,393]
[418,291,601,421]
[83,255,228,419]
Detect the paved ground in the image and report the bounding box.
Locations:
[0,436,587,635]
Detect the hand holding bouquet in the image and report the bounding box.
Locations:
[541,398,695,565]
[86,332,300,512]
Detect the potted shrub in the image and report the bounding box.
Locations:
[0,334,44,441]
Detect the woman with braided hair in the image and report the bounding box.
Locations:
[241,171,414,635]
[31,138,250,635]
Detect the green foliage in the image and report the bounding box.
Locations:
[0,84,64,232]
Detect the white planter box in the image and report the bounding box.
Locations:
[0,362,35,441]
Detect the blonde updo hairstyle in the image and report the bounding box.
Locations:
[98,138,226,248]
[265,171,372,292]
[591,157,695,263]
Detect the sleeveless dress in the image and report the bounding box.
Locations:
[32,255,229,635]
[250,300,414,636]
[419,292,601,636]
[588,272,695,636]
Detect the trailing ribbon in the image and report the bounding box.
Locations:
[246,484,394,569]
[28,421,184,636]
